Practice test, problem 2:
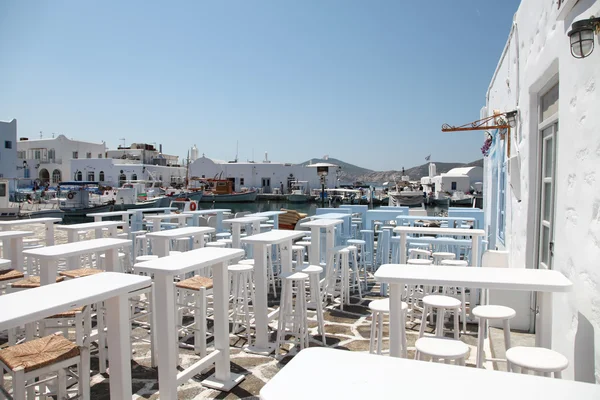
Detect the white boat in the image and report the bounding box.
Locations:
[286,181,311,203]
[169,198,199,212]
[388,189,424,207]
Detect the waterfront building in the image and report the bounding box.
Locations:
[71,142,186,187]
[16,134,106,184]
[188,153,337,193]
[432,166,483,194]
[482,0,599,381]
[0,119,18,180]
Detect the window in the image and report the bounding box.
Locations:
[87,171,95,181]
[98,154,102,159]
[17,151,25,159]
[24,168,30,179]
[99,171,105,181]
[72,151,78,159]
[48,149,55,160]
[240,178,245,185]
[4,141,11,149]
[52,169,61,183]
[451,182,457,191]
[131,173,138,181]
[86,152,92,159]
[34,150,41,160]
[76,171,82,181]
[0,183,5,196]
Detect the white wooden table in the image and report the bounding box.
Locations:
[87,210,134,233]
[23,238,132,285]
[0,230,34,272]
[222,216,269,248]
[311,212,352,237]
[144,213,190,232]
[299,219,343,266]
[240,230,306,354]
[0,272,152,400]
[0,217,61,246]
[375,264,573,357]
[393,226,486,266]
[260,347,600,400]
[57,221,123,242]
[183,209,231,233]
[134,247,245,398]
[130,207,176,231]
[246,211,286,229]
[146,226,215,257]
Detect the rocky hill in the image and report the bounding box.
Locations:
[300,157,483,184]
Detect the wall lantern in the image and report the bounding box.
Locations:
[505,110,518,128]
[568,17,600,59]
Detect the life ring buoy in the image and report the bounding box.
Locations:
[189,202,197,211]
[67,192,75,200]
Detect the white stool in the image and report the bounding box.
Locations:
[346,245,363,300]
[473,305,515,369]
[432,252,456,265]
[216,232,232,240]
[506,347,568,378]
[217,238,233,248]
[325,247,351,310]
[407,258,433,265]
[291,245,306,271]
[275,271,309,356]
[205,241,227,248]
[419,295,462,339]
[228,264,255,342]
[440,259,468,333]
[299,265,326,345]
[347,239,367,289]
[368,299,408,357]
[175,276,213,357]
[0,268,24,296]
[238,259,254,265]
[415,337,469,365]
[135,255,159,262]
[409,248,431,260]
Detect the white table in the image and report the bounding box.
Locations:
[311,212,352,237]
[144,213,190,232]
[0,272,152,400]
[260,347,600,400]
[23,238,132,285]
[299,219,343,266]
[246,211,287,229]
[134,247,245,398]
[130,207,176,231]
[0,217,61,246]
[240,230,306,354]
[222,216,269,248]
[87,210,133,233]
[57,221,123,242]
[393,226,486,267]
[183,209,231,233]
[146,226,215,257]
[0,230,34,272]
[375,264,573,357]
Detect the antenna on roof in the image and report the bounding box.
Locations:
[235,140,239,163]
[39,131,42,139]
[119,138,126,148]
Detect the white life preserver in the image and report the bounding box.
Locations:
[67,192,75,200]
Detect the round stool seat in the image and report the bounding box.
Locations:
[368,298,408,313]
[292,245,305,251]
[423,295,461,309]
[217,239,233,244]
[505,347,569,372]
[433,252,456,258]
[301,265,323,274]
[228,264,253,273]
[415,337,469,358]
[409,249,432,257]
[136,255,159,262]
[260,223,274,228]
[472,305,516,320]
[238,259,255,265]
[441,260,469,266]
[296,241,311,247]
[280,271,308,281]
[390,236,400,242]
[205,242,226,248]
[216,232,231,238]
[407,258,433,265]
[346,245,357,251]
[347,239,366,245]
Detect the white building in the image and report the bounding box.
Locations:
[483,0,599,382]
[189,154,336,193]
[0,119,18,180]
[16,134,106,184]
[72,142,186,187]
[432,166,483,194]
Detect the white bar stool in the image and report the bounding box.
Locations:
[291,245,306,271]
[175,276,213,357]
[368,298,408,357]
[440,259,469,332]
[432,252,456,265]
[275,271,309,356]
[347,239,367,289]
[299,265,326,345]
[346,245,363,300]
[409,248,432,260]
[506,347,568,378]
[205,241,227,248]
[419,295,462,339]
[228,264,255,343]
[473,305,515,369]
[415,337,469,365]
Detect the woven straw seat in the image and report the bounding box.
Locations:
[58,268,103,279]
[176,276,213,291]
[0,334,80,373]
[11,276,64,288]
[47,306,86,319]
[0,269,24,282]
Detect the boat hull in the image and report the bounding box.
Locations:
[286,194,311,203]
[200,191,258,203]
[61,203,116,223]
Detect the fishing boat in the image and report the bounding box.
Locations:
[196,178,258,203]
[449,191,474,207]
[109,181,169,210]
[169,198,200,212]
[57,181,116,222]
[286,181,312,203]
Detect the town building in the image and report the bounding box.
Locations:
[0,119,18,180]
[482,0,599,382]
[16,134,106,184]
[188,153,337,193]
[432,166,483,194]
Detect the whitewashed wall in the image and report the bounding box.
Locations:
[484,0,600,382]
[0,119,18,179]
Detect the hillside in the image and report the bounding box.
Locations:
[300,157,483,184]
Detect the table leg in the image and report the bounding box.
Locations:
[272,215,279,229]
[232,224,241,249]
[67,231,78,243]
[536,291,552,348]
[246,244,275,355]
[105,294,134,400]
[471,235,479,268]
[280,240,293,275]
[153,238,169,257]
[104,248,120,273]
[325,227,335,262]
[45,224,55,246]
[121,215,129,233]
[39,259,58,285]
[216,212,224,233]
[389,282,404,358]
[308,227,320,266]
[10,238,23,272]
[2,238,10,264]
[155,273,178,400]
[400,232,407,264]
[203,261,244,390]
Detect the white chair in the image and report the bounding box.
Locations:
[506,347,568,378]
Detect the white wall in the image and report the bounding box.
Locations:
[71,159,186,187]
[0,119,18,179]
[484,0,600,382]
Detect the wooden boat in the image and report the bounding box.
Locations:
[57,181,117,222]
[197,178,258,203]
[286,181,311,203]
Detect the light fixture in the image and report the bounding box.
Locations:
[506,110,518,128]
[568,17,600,59]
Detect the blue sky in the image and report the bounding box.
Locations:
[0,0,520,171]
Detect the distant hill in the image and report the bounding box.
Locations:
[300,157,483,184]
